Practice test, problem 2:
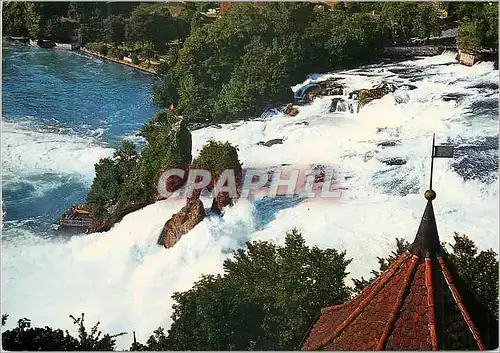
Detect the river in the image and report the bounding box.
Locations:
[2,46,498,348]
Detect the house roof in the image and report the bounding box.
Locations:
[302,189,498,351]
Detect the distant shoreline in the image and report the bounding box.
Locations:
[79,47,157,75]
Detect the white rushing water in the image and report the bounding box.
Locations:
[2,52,499,348]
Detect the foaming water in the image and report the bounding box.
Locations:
[2,52,498,348]
[2,44,157,228]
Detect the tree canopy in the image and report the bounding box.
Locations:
[143,228,352,350]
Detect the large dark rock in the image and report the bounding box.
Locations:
[91,219,111,233]
[380,157,407,166]
[283,103,299,116]
[318,78,344,97]
[157,191,206,248]
[349,82,398,111]
[377,140,400,147]
[257,138,284,147]
[329,97,348,112]
[295,78,344,105]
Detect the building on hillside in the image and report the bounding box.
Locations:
[301,143,498,350]
[219,2,233,13]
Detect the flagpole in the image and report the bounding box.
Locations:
[429,133,435,190]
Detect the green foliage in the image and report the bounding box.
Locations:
[131,53,139,65]
[97,42,108,56]
[86,141,139,220]
[1,314,125,351]
[2,1,40,38]
[376,2,441,43]
[192,140,240,182]
[85,42,108,56]
[178,2,213,32]
[137,112,192,199]
[443,233,499,317]
[143,229,352,350]
[152,47,180,107]
[125,4,178,54]
[456,21,483,52]
[87,115,192,225]
[103,15,126,45]
[154,2,391,124]
[456,2,498,52]
[108,46,125,60]
[69,2,107,44]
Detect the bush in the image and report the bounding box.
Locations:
[192,140,241,182]
[1,314,125,351]
[108,46,124,59]
[456,2,498,52]
[85,42,109,56]
[97,42,108,56]
[85,42,99,52]
[131,53,139,65]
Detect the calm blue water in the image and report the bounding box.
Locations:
[2,44,158,234]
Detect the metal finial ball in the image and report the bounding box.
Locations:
[424,190,436,200]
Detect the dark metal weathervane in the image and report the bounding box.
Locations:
[410,134,455,257]
[428,133,454,192]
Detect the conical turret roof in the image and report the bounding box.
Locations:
[302,190,498,350]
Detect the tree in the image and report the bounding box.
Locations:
[153,2,389,125]
[142,229,352,350]
[103,14,126,45]
[2,1,40,38]
[86,141,139,220]
[125,4,178,55]
[456,2,498,52]
[1,314,125,351]
[137,113,192,200]
[68,2,107,43]
[444,233,499,317]
[178,2,213,32]
[377,2,440,43]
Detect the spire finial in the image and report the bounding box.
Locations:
[424,189,436,201]
[410,135,454,257]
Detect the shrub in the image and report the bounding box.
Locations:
[192,140,241,182]
[85,42,99,52]
[1,314,125,351]
[131,53,139,65]
[108,46,124,59]
[96,42,108,56]
[137,112,192,199]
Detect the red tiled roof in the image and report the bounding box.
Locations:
[302,191,498,351]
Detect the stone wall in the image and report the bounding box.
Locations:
[383,46,453,59]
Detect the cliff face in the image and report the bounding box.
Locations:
[157,190,206,248]
[157,140,243,248]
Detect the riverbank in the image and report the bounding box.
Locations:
[79,47,157,74]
